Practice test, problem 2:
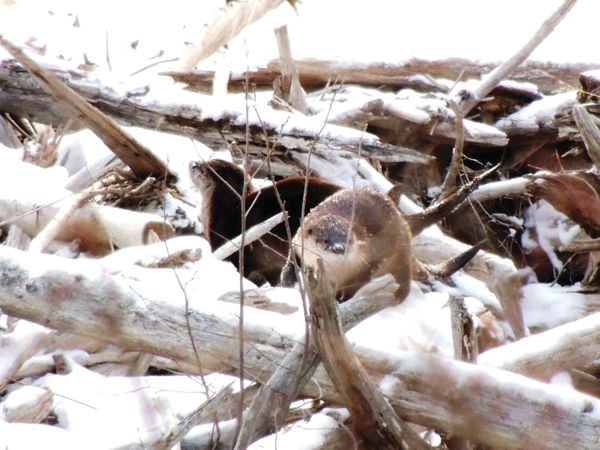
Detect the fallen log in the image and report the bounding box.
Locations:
[0,60,431,165]
[1,247,599,448]
[163,58,600,95]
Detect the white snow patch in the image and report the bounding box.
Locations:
[521,283,587,329]
[249,407,349,450]
[34,359,240,448]
[0,421,88,450]
[495,91,576,132]
[521,200,580,271]
[550,371,574,389]
[347,284,455,357]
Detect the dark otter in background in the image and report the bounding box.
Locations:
[282,186,413,301]
[189,159,341,285]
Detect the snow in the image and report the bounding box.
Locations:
[495,91,577,132]
[0,421,87,450]
[55,129,114,176]
[249,407,350,450]
[347,284,455,358]
[521,199,581,272]
[32,358,241,448]
[521,282,587,329]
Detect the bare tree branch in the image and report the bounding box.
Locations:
[0,36,173,179]
[456,0,578,115]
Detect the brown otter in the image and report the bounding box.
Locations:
[283,186,413,301]
[189,159,341,285]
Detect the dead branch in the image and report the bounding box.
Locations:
[573,104,600,170]
[0,330,57,392]
[306,261,430,450]
[28,174,120,253]
[0,36,173,179]
[403,164,498,236]
[439,101,465,199]
[448,295,476,450]
[150,384,233,450]
[488,268,527,339]
[213,212,284,260]
[456,0,578,115]
[177,0,288,71]
[449,296,478,364]
[234,275,399,449]
[273,25,309,114]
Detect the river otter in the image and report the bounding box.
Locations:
[283,186,412,301]
[189,159,341,285]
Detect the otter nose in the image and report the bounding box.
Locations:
[327,241,346,254]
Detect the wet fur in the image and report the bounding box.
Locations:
[288,187,412,301]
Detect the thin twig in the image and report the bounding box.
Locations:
[232,44,252,447]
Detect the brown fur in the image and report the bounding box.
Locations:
[286,187,412,301]
[189,159,341,285]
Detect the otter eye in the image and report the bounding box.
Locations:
[307,228,313,235]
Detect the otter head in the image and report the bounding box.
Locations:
[188,159,249,197]
[294,214,369,291]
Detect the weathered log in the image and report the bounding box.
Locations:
[164,58,600,95]
[0,159,175,255]
[306,261,430,450]
[0,60,431,165]
[1,247,600,448]
[479,311,600,380]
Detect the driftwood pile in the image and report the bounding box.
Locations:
[2,0,600,449]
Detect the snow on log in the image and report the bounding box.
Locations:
[0,60,431,165]
[479,311,600,380]
[164,58,600,96]
[0,157,174,254]
[0,247,599,448]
